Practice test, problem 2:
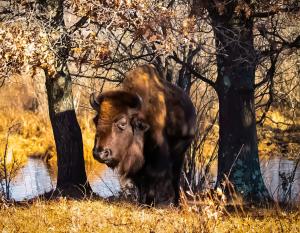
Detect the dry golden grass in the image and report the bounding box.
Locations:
[0,109,53,164]
[0,78,96,164]
[215,209,300,233]
[0,108,97,167]
[257,107,300,159]
[0,199,299,233]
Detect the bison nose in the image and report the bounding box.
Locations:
[99,148,112,160]
[93,148,112,161]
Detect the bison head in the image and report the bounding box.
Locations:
[90,90,149,176]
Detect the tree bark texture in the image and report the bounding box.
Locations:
[208,2,271,202]
[45,71,90,194]
[43,0,90,196]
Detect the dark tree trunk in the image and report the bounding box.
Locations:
[42,0,91,196]
[208,2,271,203]
[45,70,91,196]
[176,64,193,191]
[177,65,192,94]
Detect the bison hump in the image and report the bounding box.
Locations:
[122,64,196,143]
[122,65,167,145]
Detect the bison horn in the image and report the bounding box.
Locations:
[90,92,102,111]
[90,91,143,111]
[133,93,143,110]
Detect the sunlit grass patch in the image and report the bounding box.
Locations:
[0,199,206,232]
[258,107,300,159]
[0,81,97,164]
[0,198,299,233]
[215,208,300,233]
[0,109,54,164]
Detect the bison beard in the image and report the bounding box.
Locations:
[90,65,196,206]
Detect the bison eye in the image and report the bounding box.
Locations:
[116,117,127,130]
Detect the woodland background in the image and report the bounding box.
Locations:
[0,1,299,232]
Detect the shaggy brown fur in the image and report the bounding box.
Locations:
[123,65,196,141]
[90,90,147,175]
[91,64,196,205]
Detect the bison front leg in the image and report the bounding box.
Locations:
[136,178,155,205]
[134,168,174,206]
[171,138,194,205]
[137,140,172,205]
[172,157,184,206]
[139,176,174,206]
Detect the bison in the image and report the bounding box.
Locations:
[90,64,196,205]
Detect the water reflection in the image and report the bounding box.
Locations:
[9,158,120,201]
[4,157,300,203]
[261,158,300,203]
[10,158,55,200]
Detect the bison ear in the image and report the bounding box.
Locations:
[90,92,104,111]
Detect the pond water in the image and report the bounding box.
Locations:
[3,157,300,203]
[260,158,300,203]
[7,158,121,201]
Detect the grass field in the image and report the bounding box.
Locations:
[0,198,299,233]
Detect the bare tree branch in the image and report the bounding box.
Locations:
[170,52,216,88]
[252,6,300,18]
